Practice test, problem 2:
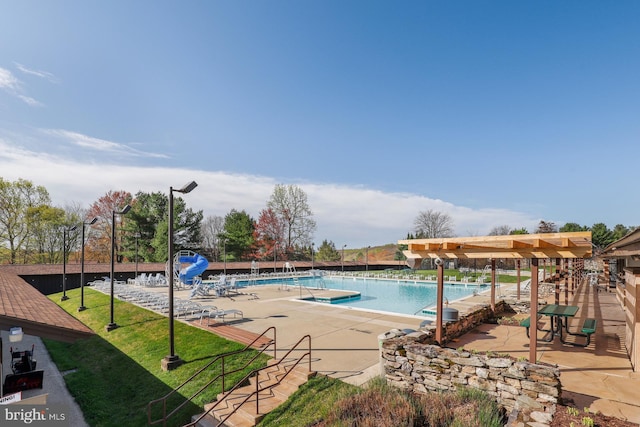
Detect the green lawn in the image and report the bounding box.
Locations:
[46,288,268,427]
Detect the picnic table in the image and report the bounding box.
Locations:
[521,304,596,347]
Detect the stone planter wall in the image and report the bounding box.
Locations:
[416,300,512,345]
[379,301,561,424]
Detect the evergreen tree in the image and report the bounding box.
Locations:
[221,209,255,261]
[315,239,341,261]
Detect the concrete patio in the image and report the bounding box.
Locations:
[145,274,640,424]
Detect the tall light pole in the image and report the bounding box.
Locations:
[134,232,141,281]
[61,225,77,301]
[273,241,278,273]
[106,204,132,332]
[342,244,347,272]
[162,180,197,371]
[311,242,315,270]
[366,245,371,272]
[223,238,227,275]
[78,217,98,312]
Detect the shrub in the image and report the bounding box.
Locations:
[318,378,505,427]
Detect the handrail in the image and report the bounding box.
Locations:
[297,280,317,299]
[186,334,312,427]
[147,327,276,426]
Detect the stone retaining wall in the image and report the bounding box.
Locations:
[379,302,560,424]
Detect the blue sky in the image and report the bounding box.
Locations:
[1,1,638,248]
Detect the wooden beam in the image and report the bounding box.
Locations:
[509,240,533,249]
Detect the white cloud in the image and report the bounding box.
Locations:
[0,138,540,247]
[14,62,59,83]
[42,129,170,159]
[18,94,43,107]
[0,66,42,106]
[0,67,20,91]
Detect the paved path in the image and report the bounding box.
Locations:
[1,330,88,426]
[453,280,640,424]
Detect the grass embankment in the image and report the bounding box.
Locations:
[260,376,505,427]
[46,288,268,426]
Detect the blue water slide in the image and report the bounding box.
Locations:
[178,253,209,285]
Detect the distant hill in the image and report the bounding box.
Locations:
[343,244,398,262]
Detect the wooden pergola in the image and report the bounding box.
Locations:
[398,231,592,362]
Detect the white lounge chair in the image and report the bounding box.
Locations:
[198,306,243,326]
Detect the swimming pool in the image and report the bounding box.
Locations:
[235,275,488,317]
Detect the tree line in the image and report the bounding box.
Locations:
[2,177,634,267]
[411,209,636,254]
[0,177,336,265]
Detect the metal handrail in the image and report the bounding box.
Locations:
[297,279,317,299]
[147,327,276,426]
[186,334,312,427]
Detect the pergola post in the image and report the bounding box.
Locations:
[554,258,561,305]
[435,260,444,344]
[490,258,496,312]
[530,258,539,363]
[564,260,569,305]
[516,259,521,301]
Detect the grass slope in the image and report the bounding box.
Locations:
[46,288,267,427]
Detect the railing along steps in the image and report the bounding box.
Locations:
[192,360,313,427]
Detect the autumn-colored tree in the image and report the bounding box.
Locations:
[252,208,286,261]
[86,190,134,263]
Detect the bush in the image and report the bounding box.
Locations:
[317,378,505,427]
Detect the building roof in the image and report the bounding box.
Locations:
[0,270,94,343]
[602,228,640,258]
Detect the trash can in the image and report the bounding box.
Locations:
[442,307,459,322]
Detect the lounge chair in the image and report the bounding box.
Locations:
[198,306,244,326]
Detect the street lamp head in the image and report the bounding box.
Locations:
[87,217,98,225]
[176,181,198,194]
[117,204,132,215]
[69,225,78,232]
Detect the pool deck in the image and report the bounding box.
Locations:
[160,277,640,424]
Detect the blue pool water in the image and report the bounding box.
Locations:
[236,276,488,317]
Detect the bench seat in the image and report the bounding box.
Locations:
[562,318,597,347]
[581,318,597,335]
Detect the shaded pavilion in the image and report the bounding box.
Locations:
[601,228,640,371]
[398,231,592,362]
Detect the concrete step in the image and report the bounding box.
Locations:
[200,360,314,427]
[251,363,312,388]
